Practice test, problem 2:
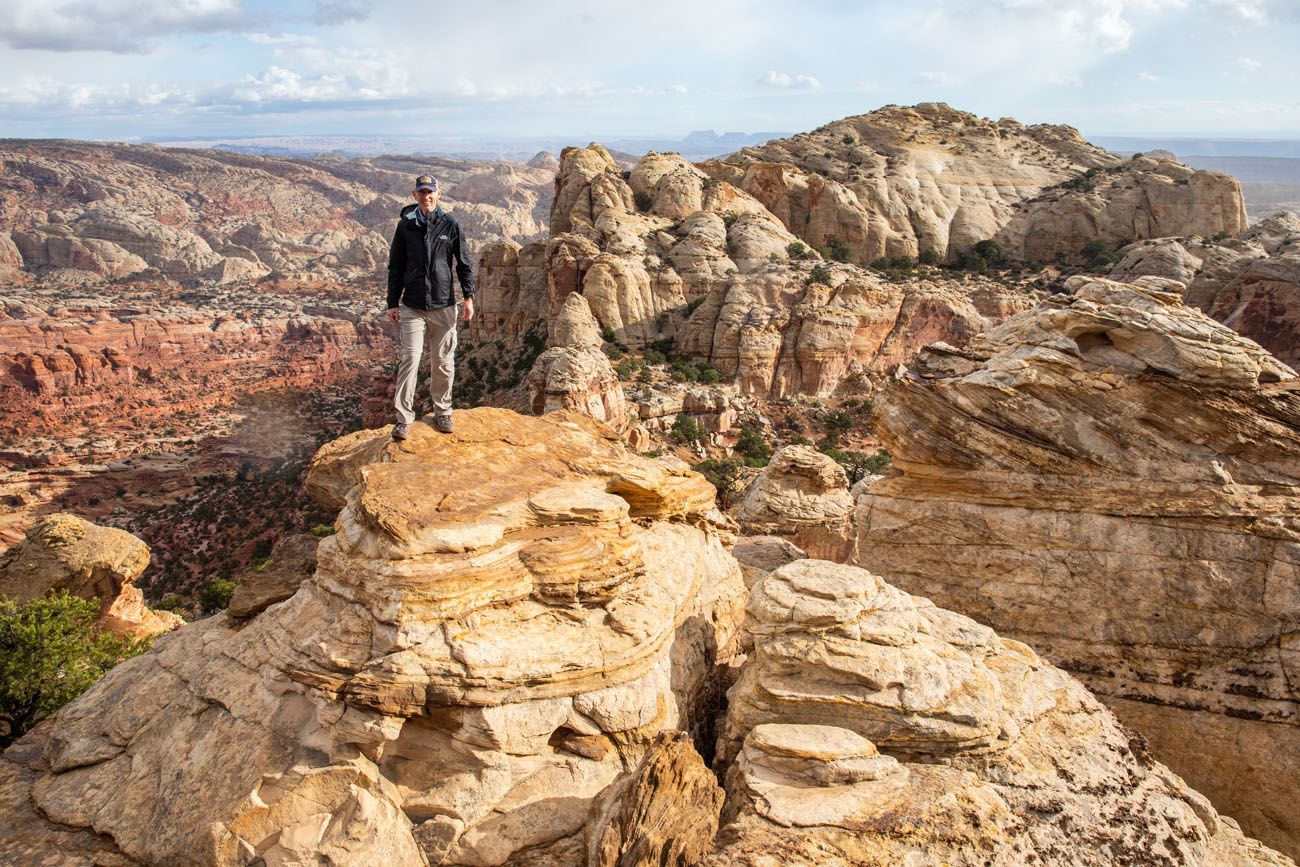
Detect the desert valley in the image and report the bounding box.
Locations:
[1,99,1298,866]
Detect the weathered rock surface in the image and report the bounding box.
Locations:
[0,408,744,866]
[676,263,1035,397]
[0,513,180,638]
[526,292,627,429]
[522,142,1038,399]
[1109,211,1300,366]
[707,558,1293,866]
[997,155,1248,263]
[586,731,724,867]
[736,445,856,561]
[856,276,1300,857]
[226,532,320,620]
[704,102,1244,266]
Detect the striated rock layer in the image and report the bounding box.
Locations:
[0,408,745,866]
[1109,210,1300,367]
[856,276,1300,857]
[699,557,1292,866]
[735,445,856,561]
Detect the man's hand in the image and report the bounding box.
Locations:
[386,307,400,324]
[461,297,475,322]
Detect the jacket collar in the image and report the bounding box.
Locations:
[406,205,444,225]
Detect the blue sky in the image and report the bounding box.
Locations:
[1,0,1297,141]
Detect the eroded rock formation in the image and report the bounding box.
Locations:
[856,276,1300,857]
[735,445,856,561]
[0,513,180,638]
[703,102,1244,265]
[701,557,1292,866]
[1109,210,1300,366]
[0,408,744,865]
[485,142,1037,402]
[3,409,1293,865]
[0,141,552,285]
[526,292,627,429]
[997,155,1247,264]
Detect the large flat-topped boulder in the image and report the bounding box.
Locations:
[857,276,1300,856]
[0,408,744,866]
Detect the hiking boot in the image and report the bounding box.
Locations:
[434,414,454,434]
[391,421,411,441]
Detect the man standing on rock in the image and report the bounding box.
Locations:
[386,174,475,439]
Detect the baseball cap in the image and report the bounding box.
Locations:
[415,175,439,192]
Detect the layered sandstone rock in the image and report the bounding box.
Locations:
[704,558,1293,866]
[735,445,856,561]
[0,292,390,473]
[676,264,1034,397]
[1109,211,1300,366]
[535,143,1037,398]
[998,155,1248,263]
[704,103,1245,267]
[0,513,180,638]
[856,276,1300,857]
[0,409,744,866]
[526,292,628,429]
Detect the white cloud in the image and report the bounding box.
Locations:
[245,33,316,46]
[1237,56,1262,72]
[1207,0,1268,21]
[1138,70,1162,80]
[760,70,821,89]
[311,0,376,25]
[918,71,957,86]
[0,75,194,112]
[0,0,247,53]
[668,84,689,94]
[1048,72,1085,87]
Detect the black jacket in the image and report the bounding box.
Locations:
[387,204,475,310]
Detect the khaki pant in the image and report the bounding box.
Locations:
[394,303,458,424]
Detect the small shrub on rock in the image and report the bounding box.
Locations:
[0,591,150,747]
[806,264,833,286]
[735,423,773,467]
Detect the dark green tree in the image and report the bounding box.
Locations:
[199,578,237,614]
[735,423,773,467]
[695,456,747,510]
[671,414,706,446]
[0,591,149,747]
[823,237,853,263]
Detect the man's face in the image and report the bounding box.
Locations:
[414,187,439,213]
